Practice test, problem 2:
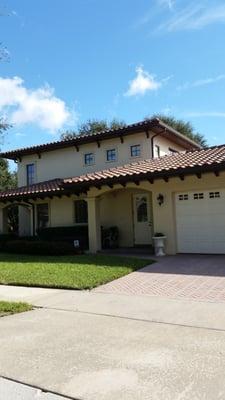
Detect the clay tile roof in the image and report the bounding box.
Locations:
[0,179,63,200]
[0,145,225,201]
[0,117,200,160]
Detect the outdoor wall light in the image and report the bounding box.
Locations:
[157,193,164,206]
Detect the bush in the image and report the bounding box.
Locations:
[2,240,81,256]
[0,234,18,250]
[37,226,89,249]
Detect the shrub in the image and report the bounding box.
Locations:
[37,226,89,249]
[2,240,81,256]
[0,234,18,250]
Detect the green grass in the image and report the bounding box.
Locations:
[0,300,32,317]
[0,253,153,290]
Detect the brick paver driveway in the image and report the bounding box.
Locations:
[94,254,225,303]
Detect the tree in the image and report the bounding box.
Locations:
[149,114,207,147]
[61,118,127,140]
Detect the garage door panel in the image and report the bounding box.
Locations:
[175,190,225,254]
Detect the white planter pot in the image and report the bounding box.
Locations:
[152,236,166,256]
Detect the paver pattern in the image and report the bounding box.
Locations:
[94,254,225,303]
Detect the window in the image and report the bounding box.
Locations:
[130,144,141,157]
[26,163,35,185]
[154,145,160,158]
[36,204,49,230]
[193,193,204,200]
[106,148,117,162]
[178,194,189,201]
[209,191,220,199]
[84,153,94,165]
[136,196,148,222]
[74,200,88,224]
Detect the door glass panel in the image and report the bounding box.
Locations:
[136,196,148,222]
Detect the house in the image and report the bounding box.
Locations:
[0,117,225,255]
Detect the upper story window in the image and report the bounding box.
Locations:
[106,148,117,162]
[130,144,141,157]
[74,200,88,224]
[154,145,160,158]
[84,153,95,166]
[26,163,35,185]
[36,203,49,230]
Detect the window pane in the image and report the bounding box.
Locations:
[106,149,116,161]
[74,200,88,223]
[84,153,94,165]
[154,145,160,158]
[37,204,49,230]
[27,164,35,185]
[136,197,148,222]
[131,145,141,157]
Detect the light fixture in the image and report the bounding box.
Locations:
[157,193,164,206]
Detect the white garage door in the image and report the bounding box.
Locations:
[175,189,225,254]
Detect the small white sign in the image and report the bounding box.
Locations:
[74,240,80,248]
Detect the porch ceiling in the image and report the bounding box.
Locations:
[0,144,225,203]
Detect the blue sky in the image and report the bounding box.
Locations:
[1,0,225,158]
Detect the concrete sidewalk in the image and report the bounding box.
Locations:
[1,284,225,330]
[1,307,225,400]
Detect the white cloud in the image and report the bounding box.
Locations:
[157,2,225,32]
[0,76,73,133]
[157,0,175,10]
[177,74,225,90]
[124,66,162,97]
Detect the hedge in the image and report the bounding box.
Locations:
[3,240,80,256]
[37,226,89,249]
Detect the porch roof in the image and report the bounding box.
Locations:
[0,144,225,202]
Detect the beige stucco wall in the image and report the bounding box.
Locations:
[17,131,185,186]
[11,168,225,254]
[139,171,225,254]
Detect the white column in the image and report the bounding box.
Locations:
[86,197,101,253]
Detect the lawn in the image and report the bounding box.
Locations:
[0,300,32,317]
[0,253,153,290]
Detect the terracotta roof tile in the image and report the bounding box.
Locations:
[0,145,225,201]
[0,118,200,160]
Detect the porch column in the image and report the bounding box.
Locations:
[86,197,101,253]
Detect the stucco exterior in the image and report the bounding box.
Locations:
[17,131,185,186]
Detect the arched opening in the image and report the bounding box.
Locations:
[0,203,33,236]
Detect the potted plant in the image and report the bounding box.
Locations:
[152,232,166,256]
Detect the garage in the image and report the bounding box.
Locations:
[175,189,225,254]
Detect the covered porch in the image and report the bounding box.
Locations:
[0,183,156,254]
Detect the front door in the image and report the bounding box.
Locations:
[133,193,152,245]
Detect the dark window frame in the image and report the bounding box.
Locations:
[130,144,141,157]
[74,200,88,224]
[154,145,160,158]
[36,203,49,230]
[26,163,35,185]
[106,148,117,162]
[84,152,95,165]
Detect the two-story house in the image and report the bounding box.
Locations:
[0,117,225,254]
